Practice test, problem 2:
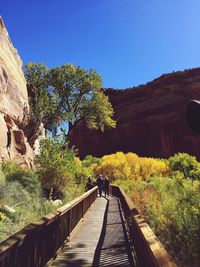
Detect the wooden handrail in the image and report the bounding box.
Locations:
[0,186,98,267]
[0,184,178,267]
[111,184,177,267]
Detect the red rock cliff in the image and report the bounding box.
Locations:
[70,68,200,159]
[0,17,35,167]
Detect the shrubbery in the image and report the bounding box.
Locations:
[168,152,200,180]
[0,162,53,242]
[0,140,89,243]
[93,152,169,181]
[35,138,76,199]
[126,176,200,267]
[1,148,199,267]
[34,138,92,199]
[2,161,41,195]
[100,152,200,267]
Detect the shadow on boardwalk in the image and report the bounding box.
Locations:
[51,196,137,267]
[92,196,136,267]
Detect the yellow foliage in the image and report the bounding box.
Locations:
[0,212,6,221]
[74,157,82,167]
[94,152,169,181]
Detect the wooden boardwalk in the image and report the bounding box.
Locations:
[50,196,137,267]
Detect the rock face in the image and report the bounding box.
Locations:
[0,17,34,167]
[70,68,200,159]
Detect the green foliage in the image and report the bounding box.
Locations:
[0,167,5,183]
[24,63,57,123]
[2,161,41,195]
[146,177,200,267]
[83,90,116,131]
[119,177,200,266]
[72,157,90,185]
[24,63,59,145]
[0,180,55,242]
[0,180,33,208]
[168,153,200,180]
[82,155,101,168]
[0,156,84,243]
[24,62,116,140]
[35,138,76,198]
[48,64,116,134]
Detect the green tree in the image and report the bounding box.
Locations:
[24,63,116,142]
[48,64,116,135]
[35,138,76,199]
[24,63,60,145]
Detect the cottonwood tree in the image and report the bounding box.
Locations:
[48,64,116,136]
[24,62,116,142]
[24,63,59,145]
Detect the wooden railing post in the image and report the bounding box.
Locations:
[68,208,72,238]
[82,199,84,218]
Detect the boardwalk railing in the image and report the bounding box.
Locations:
[111,184,177,267]
[0,186,98,267]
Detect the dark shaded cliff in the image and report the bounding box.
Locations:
[69,68,200,159]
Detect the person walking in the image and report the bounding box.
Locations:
[85,176,94,192]
[104,176,110,197]
[97,174,104,197]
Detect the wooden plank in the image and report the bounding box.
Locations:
[50,197,107,266]
[50,197,136,267]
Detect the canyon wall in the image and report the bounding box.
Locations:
[0,17,34,167]
[70,68,200,159]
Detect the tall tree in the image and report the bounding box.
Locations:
[24,63,59,145]
[48,64,116,135]
[24,63,116,144]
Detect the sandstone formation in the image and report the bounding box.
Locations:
[0,17,34,167]
[70,68,200,159]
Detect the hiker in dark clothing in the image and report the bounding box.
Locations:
[104,176,110,197]
[85,176,94,192]
[97,174,104,197]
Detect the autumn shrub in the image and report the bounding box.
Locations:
[148,177,200,267]
[118,175,200,267]
[93,152,169,181]
[96,152,200,266]
[73,157,92,185]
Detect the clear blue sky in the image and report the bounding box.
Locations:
[1,0,200,88]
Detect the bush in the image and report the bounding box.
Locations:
[0,145,86,243]
[82,155,101,168]
[35,138,76,199]
[73,157,92,185]
[98,152,200,266]
[168,153,200,181]
[93,152,169,181]
[2,161,41,195]
[119,176,200,267]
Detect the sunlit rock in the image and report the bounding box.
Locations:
[70,68,200,160]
